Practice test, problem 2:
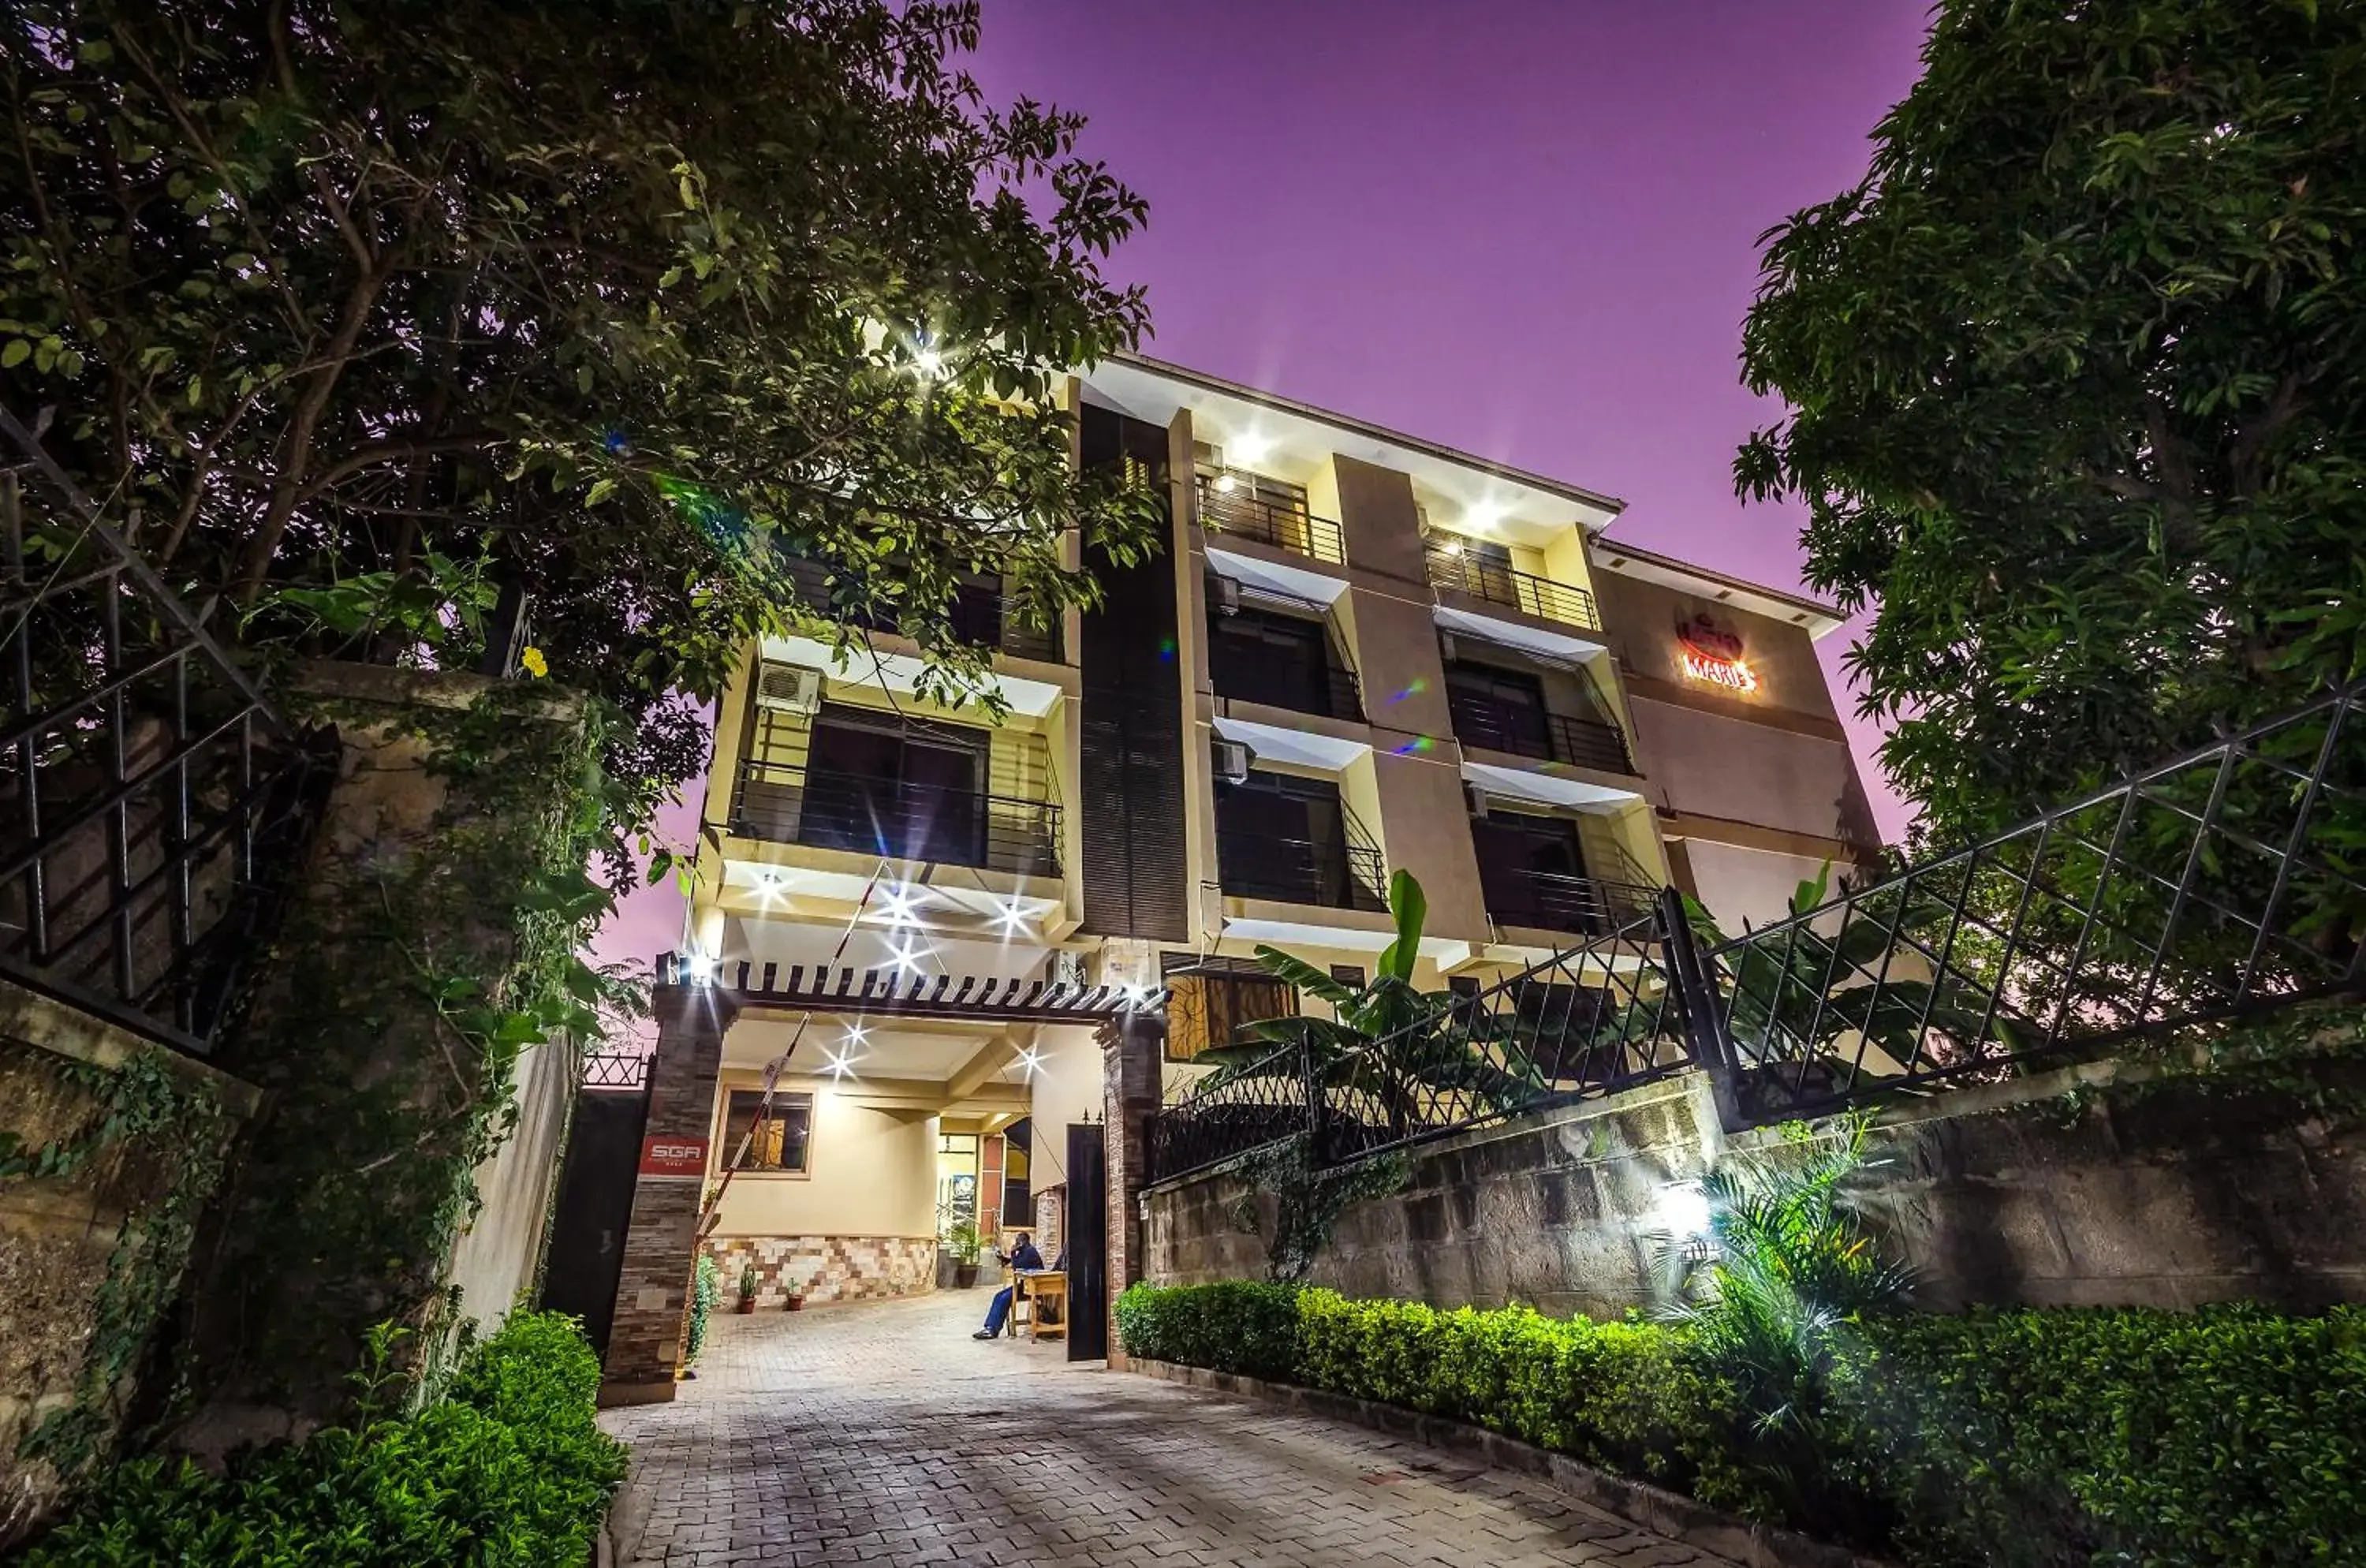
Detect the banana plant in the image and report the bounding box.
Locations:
[1196,870,1546,1143]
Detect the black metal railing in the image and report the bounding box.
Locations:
[1704,680,2366,1125]
[0,414,327,1054]
[1483,872,1658,938]
[783,556,1058,662]
[581,1049,654,1091]
[1195,475,1345,565]
[1215,827,1386,911]
[1424,540,1599,630]
[729,758,1062,877]
[1212,657,1363,722]
[1448,689,1633,772]
[1145,892,1690,1182]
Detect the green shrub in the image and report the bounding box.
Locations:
[685,1254,721,1365]
[1114,1281,1301,1379]
[20,1310,625,1566]
[1118,1283,2366,1566]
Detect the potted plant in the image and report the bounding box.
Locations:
[944,1221,984,1289]
[784,1277,808,1312]
[733,1260,759,1314]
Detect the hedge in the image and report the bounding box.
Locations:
[1116,1282,2366,1566]
[17,1310,625,1566]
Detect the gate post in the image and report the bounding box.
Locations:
[1099,1007,1164,1366]
[599,976,736,1406]
[1657,885,1745,1134]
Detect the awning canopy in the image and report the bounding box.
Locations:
[1461,760,1642,815]
[1434,604,1606,666]
[1215,714,1371,773]
[1207,545,1349,609]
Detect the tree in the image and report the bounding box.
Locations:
[1737,0,2366,842]
[1,0,1156,834]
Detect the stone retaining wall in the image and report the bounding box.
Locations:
[1146,1055,2366,1315]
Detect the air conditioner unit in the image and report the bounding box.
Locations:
[1464,782,1490,819]
[754,662,824,715]
[1212,739,1252,785]
[1438,631,1460,663]
[1208,573,1242,617]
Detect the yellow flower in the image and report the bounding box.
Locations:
[520,646,549,679]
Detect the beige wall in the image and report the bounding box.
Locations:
[1681,838,1832,935]
[446,1034,573,1336]
[1593,569,1842,726]
[1342,585,1455,741]
[1368,750,1491,943]
[709,1076,939,1240]
[1334,454,1427,584]
[1629,697,1876,849]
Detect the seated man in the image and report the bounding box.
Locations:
[972,1233,1047,1340]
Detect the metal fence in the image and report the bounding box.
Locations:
[1146,890,1691,1182]
[1145,679,2366,1182]
[1424,542,1600,631]
[730,758,1063,877]
[0,411,327,1053]
[1195,476,1347,565]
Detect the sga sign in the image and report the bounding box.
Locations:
[638,1135,709,1178]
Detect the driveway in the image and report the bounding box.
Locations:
[602,1287,1734,1567]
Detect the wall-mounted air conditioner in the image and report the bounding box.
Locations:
[1438,631,1461,663]
[1209,573,1242,617]
[754,662,824,715]
[1464,782,1491,819]
[1212,738,1252,785]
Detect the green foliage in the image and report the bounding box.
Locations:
[1114,1281,1303,1381]
[18,1311,625,1566]
[1738,0,2366,842]
[0,0,1158,834]
[942,1221,984,1266]
[4,1051,236,1480]
[1222,1138,1410,1285]
[685,1255,720,1365]
[1117,1282,2366,1564]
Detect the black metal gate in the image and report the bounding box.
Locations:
[539,1052,654,1360]
[1064,1121,1107,1361]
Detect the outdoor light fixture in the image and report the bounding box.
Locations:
[1016,1047,1044,1077]
[879,883,922,926]
[1214,472,1239,494]
[842,1022,870,1049]
[995,901,1031,937]
[1465,501,1505,532]
[825,1051,858,1081]
[1229,431,1273,467]
[1653,1182,1715,1243]
[1118,981,1149,1008]
[913,349,943,378]
[887,939,928,978]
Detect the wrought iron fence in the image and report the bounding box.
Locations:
[1213,827,1387,911]
[1144,890,1691,1182]
[581,1048,655,1092]
[1448,689,1633,774]
[1704,679,2366,1124]
[1481,872,1658,939]
[0,411,328,1054]
[1195,475,1346,565]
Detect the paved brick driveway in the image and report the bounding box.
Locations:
[602,1289,1733,1567]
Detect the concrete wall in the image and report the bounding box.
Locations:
[443,1035,575,1338]
[1145,1056,2366,1316]
[0,983,256,1544]
[707,1075,939,1240]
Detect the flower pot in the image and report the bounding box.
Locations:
[785,1294,805,1312]
[953,1263,980,1289]
[733,1297,756,1314]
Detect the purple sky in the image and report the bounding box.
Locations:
[595,2,1933,972]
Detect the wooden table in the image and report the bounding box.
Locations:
[1001,1269,1067,1340]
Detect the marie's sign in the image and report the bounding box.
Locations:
[1675,613,1759,694]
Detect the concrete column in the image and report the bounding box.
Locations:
[600,982,736,1406]
[1099,1009,1164,1367]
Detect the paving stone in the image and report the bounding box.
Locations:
[603,1290,1737,1567]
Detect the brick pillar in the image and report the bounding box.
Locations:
[1099,1010,1163,1367]
[599,981,734,1406]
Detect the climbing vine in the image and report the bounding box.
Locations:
[3,1050,233,1480]
[1226,1137,1412,1285]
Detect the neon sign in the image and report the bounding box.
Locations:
[1676,614,1760,694]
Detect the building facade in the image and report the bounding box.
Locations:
[674,354,1881,1310]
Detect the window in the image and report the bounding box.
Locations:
[1328,964,1366,988]
[1443,657,1554,759]
[1161,954,1297,1062]
[721,1090,812,1174]
[1214,772,1383,909]
[800,708,987,865]
[1208,604,1355,719]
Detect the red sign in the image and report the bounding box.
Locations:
[638,1136,709,1178]
[1675,613,1760,693]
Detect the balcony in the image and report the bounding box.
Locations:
[1215,829,1387,911]
[783,558,1059,662]
[1208,610,1364,721]
[1480,872,1656,936]
[1446,688,1634,774]
[1196,474,1345,566]
[728,759,1062,877]
[1424,540,1599,630]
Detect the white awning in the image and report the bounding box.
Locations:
[1215,715,1371,773]
[1434,604,1606,666]
[1207,546,1349,608]
[1461,760,1641,814]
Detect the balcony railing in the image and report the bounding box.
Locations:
[782,558,1058,662]
[1424,541,1599,630]
[1195,476,1345,565]
[1480,872,1658,936]
[1447,689,1633,774]
[1212,659,1363,722]
[1215,829,1386,912]
[729,760,1061,877]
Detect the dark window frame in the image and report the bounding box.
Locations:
[720,1089,815,1175]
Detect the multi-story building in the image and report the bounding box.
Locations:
[675,354,1880,1309]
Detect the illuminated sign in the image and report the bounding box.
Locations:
[1675,614,1760,694]
[638,1136,710,1179]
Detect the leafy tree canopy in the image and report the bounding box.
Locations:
[1,0,1156,834]
[1738,0,2366,840]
